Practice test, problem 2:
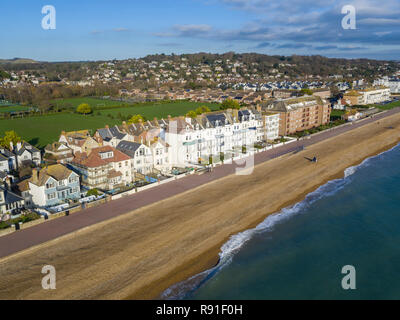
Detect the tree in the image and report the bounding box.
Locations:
[195,106,211,115]
[300,88,313,96]
[128,114,144,124]
[220,98,240,110]
[186,110,197,118]
[0,131,21,149]
[76,103,92,115]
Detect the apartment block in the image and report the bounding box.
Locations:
[263,96,331,136]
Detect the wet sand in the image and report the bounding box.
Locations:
[1,113,400,300]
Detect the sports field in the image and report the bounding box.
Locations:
[0,100,31,113]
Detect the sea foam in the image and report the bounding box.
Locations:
[161,143,400,300]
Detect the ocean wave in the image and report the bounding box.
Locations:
[161,143,400,300]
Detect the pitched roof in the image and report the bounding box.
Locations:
[29,164,75,187]
[72,146,131,168]
[44,142,71,153]
[0,186,23,205]
[116,141,142,158]
[15,141,40,156]
[97,126,126,142]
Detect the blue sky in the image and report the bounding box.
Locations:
[0,0,399,61]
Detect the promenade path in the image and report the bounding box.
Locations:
[0,107,399,259]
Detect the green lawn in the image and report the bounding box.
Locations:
[376,99,400,110]
[96,101,219,119]
[330,109,345,119]
[0,101,220,148]
[52,97,128,109]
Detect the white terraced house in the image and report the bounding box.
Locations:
[149,139,171,173]
[164,108,266,166]
[263,113,280,141]
[116,141,154,176]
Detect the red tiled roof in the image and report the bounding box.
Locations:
[72,146,130,168]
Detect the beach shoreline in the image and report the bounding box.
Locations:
[153,140,400,300]
[1,113,400,300]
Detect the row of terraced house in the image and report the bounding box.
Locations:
[1,95,331,216]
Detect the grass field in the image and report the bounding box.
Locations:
[0,101,220,148]
[96,101,219,119]
[52,97,128,109]
[0,105,31,113]
[377,99,400,110]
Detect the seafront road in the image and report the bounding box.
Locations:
[0,107,399,259]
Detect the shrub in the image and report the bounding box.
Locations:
[87,188,99,197]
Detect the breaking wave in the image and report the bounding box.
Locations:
[161,143,400,300]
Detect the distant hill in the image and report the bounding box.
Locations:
[0,58,38,64]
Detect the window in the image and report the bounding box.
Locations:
[46,182,55,189]
[47,193,56,200]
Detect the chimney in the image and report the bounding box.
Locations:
[16,142,22,151]
[105,125,109,129]
[61,131,66,136]
[32,168,39,183]
[121,121,128,132]
[5,176,12,190]
[9,141,14,151]
[167,115,172,121]
[233,109,239,121]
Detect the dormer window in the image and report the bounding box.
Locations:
[100,151,114,159]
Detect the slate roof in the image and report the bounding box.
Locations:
[97,126,126,142]
[14,141,40,156]
[0,186,24,205]
[206,113,228,127]
[0,148,14,159]
[116,141,142,158]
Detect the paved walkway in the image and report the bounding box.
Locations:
[0,107,399,259]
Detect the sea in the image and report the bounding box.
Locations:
[162,143,400,300]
